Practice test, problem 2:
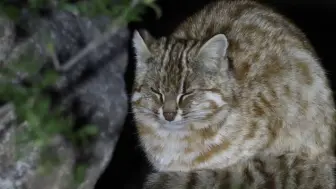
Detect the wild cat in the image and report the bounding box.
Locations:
[131,0,336,188]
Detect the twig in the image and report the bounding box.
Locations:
[58,0,142,72]
[59,22,122,71]
[49,47,61,70]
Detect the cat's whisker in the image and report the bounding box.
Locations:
[182,112,211,118]
[181,109,212,115]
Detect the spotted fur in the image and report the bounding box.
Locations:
[131,0,336,188]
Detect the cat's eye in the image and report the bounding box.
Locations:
[150,87,164,102]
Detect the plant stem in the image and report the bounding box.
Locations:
[57,0,142,72]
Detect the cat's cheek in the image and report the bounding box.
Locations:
[131,92,155,107]
[195,102,212,109]
[135,115,161,130]
[190,100,219,110]
[204,92,226,107]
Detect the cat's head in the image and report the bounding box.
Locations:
[131,30,234,131]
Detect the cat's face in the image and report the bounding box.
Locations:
[131,30,232,131]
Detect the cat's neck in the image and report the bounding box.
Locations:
[136,106,244,171]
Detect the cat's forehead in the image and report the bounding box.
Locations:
[144,41,186,93]
[148,37,200,61]
[144,37,205,93]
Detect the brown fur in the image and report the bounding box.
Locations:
[144,154,335,189]
[131,0,336,188]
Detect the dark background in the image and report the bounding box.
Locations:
[95,0,336,188]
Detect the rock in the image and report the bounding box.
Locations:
[0,14,15,62]
[0,103,76,189]
[0,8,129,189]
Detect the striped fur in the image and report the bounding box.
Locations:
[144,154,335,189]
[131,0,336,188]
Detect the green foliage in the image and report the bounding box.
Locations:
[0,0,160,187]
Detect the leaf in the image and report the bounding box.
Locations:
[0,66,18,79]
[74,164,88,184]
[0,82,13,100]
[77,2,90,16]
[25,110,40,128]
[34,96,50,117]
[28,0,48,9]
[34,138,46,148]
[40,70,59,88]
[61,4,80,16]
[78,125,99,138]
[0,5,21,21]
[9,54,40,75]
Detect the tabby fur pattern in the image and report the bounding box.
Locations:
[131,0,336,188]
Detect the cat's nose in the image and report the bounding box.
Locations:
[163,111,177,121]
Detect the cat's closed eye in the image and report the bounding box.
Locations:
[177,91,194,104]
[150,87,164,102]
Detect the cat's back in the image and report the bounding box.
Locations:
[174,0,313,52]
[173,0,305,41]
[172,0,322,82]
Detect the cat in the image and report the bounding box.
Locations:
[131,0,336,188]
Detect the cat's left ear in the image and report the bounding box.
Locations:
[197,34,229,70]
[132,30,152,61]
[133,30,154,73]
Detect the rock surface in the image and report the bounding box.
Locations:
[0,9,129,189]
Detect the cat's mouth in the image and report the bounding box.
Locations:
[157,116,193,131]
[157,110,188,130]
[156,108,211,130]
[134,106,210,130]
[157,110,185,130]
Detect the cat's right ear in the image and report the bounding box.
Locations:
[196,34,229,72]
[132,30,152,63]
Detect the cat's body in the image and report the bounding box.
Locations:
[144,153,335,189]
[131,0,336,188]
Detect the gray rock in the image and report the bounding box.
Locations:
[0,15,15,63]
[0,9,129,189]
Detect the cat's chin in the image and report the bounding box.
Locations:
[159,121,188,131]
[161,124,185,131]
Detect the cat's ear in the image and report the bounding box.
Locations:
[132,30,152,61]
[197,34,229,71]
[132,30,154,74]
